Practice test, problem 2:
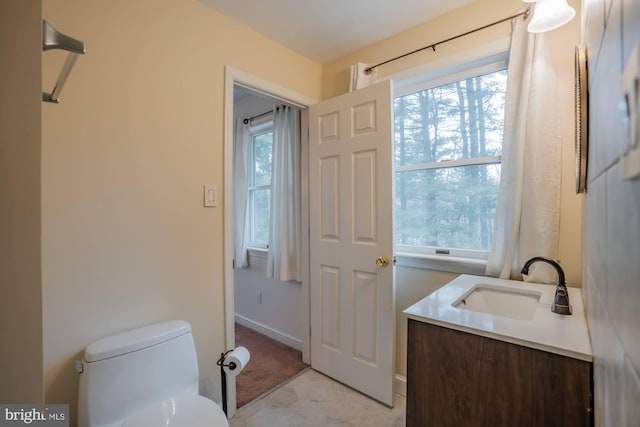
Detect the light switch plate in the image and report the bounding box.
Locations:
[204,185,217,207]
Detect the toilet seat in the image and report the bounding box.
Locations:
[122,394,228,427]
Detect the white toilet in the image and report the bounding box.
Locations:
[77,320,229,427]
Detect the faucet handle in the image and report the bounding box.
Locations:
[551,287,572,315]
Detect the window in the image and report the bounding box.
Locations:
[247,121,273,247]
[394,59,508,259]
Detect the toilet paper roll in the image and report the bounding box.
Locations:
[223,346,250,376]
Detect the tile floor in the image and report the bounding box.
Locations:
[229,369,406,427]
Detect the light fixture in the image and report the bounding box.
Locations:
[526,0,576,33]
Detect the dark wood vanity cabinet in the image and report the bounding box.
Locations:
[406,319,593,427]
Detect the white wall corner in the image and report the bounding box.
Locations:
[235,314,303,351]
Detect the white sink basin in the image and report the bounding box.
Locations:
[404,275,592,361]
[452,283,542,321]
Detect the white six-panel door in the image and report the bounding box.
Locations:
[309,81,395,406]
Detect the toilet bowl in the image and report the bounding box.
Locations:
[121,393,223,427]
[77,320,228,427]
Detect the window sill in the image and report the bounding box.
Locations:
[247,247,268,258]
[246,248,486,274]
[395,252,487,275]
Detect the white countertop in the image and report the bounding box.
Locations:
[404,274,593,362]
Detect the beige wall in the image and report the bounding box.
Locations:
[322,0,583,378]
[0,0,44,404]
[41,0,321,422]
[582,0,640,424]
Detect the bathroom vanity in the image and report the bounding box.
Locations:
[404,275,593,427]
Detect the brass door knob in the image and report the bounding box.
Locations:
[375,256,390,267]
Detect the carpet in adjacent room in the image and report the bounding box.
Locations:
[234,322,309,408]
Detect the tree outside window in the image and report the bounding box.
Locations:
[394,67,507,255]
[248,125,273,247]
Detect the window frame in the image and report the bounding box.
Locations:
[246,118,273,249]
[393,52,509,267]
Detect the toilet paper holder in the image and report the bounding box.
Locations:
[216,350,233,417]
[216,346,250,416]
[218,349,238,372]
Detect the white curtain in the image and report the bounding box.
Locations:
[486,14,561,284]
[267,105,302,281]
[233,117,251,268]
[349,62,377,91]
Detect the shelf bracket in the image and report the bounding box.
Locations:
[42,20,86,104]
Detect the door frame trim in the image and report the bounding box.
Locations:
[223,66,317,416]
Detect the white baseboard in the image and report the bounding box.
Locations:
[234,314,302,351]
[394,374,407,397]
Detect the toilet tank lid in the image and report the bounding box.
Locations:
[84,320,192,363]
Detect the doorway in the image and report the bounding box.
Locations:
[223,67,315,416]
[223,67,396,415]
[232,86,308,407]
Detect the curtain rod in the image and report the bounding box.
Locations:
[243,109,274,125]
[364,9,529,75]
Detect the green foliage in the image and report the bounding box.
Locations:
[251,188,270,244]
[394,70,507,251]
[250,130,273,244]
[253,131,273,187]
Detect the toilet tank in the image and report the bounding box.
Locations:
[78,320,200,427]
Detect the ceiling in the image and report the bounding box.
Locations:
[199,0,476,63]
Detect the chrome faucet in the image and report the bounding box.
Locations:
[521,256,572,315]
